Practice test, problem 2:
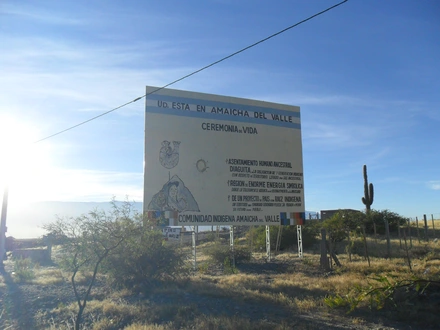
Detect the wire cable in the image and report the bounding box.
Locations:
[34,97,144,143]
[34,0,348,144]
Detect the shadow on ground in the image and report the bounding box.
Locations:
[0,266,37,329]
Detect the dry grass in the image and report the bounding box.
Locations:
[0,274,5,288]
[293,296,321,312]
[5,233,440,329]
[122,315,295,330]
[1,258,65,285]
[123,323,173,330]
[108,288,133,299]
[31,267,65,285]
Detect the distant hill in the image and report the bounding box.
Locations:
[6,201,142,239]
[5,201,316,239]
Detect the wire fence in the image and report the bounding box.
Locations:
[163,211,440,272]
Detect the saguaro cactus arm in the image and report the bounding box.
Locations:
[361,165,374,211]
[368,183,374,204]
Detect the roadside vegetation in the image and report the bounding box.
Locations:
[1,203,439,329]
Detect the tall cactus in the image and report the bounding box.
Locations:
[361,164,374,211]
[361,165,373,266]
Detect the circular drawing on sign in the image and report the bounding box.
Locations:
[196,159,208,173]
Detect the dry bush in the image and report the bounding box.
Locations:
[0,308,15,330]
[320,237,440,326]
[124,323,173,330]
[123,316,293,330]
[10,226,440,329]
[0,275,5,288]
[50,297,201,329]
[31,267,65,285]
[293,297,321,312]
[188,272,321,312]
[204,242,251,265]
[91,317,114,330]
[103,230,187,290]
[11,257,37,282]
[87,299,136,317]
[190,315,272,330]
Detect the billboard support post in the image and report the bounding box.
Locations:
[266,225,271,261]
[229,226,235,268]
[192,226,197,271]
[250,225,254,259]
[275,225,283,253]
[297,225,303,258]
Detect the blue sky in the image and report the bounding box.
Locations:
[1,0,439,237]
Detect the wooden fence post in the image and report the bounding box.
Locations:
[347,230,352,262]
[320,229,330,270]
[373,223,378,244]
[384,217,391,258]
[398,223,402,249]
[362,225,371,267]
[423,214,429,242]
[416,217,421,243]
[403,229,412,272]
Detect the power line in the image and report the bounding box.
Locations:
[34,97,144,143]
[34,0,348,144]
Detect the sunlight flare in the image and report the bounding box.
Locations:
[0,114,53,203]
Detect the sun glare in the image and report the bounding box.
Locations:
[0,114,53,203]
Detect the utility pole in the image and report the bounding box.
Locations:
[0,187,8,269]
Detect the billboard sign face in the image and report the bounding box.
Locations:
[143,86,305,226]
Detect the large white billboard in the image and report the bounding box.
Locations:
[143,86,305,226]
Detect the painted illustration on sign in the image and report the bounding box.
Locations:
[159,140,180,169]
[148,175,200,212]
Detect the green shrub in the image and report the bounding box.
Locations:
[205,243,229,264]
[234,245,252,262]
[102,229,187,289]
[223,257,238,274]
[13,258,36,282]
[365,210,409,235]
[205,242,251,265]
